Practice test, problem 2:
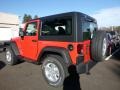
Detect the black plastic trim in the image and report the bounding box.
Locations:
[5,41,20,56]
[76,55,97,74]
[76,55,84,64]
[38,46,72,66]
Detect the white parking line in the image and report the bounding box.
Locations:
[105,48,120,61]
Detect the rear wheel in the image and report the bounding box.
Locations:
[5,46,17,65]
[91,31,108,61]
[42,55,68,87]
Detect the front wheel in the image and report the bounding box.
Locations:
[42,55,68,87]
[5,47,17,65]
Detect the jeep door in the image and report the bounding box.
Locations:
[21,20,40,60]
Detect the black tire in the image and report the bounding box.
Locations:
[42,55,68,87]
[5,46,17,65]
[91,31,108,61]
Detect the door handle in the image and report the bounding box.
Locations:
[32,40,37,42]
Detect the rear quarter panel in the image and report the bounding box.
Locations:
[37,41,78,64]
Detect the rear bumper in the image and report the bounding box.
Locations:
[76,55,97,74]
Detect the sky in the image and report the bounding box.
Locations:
[0,0,120,27]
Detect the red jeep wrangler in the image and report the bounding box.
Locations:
[5,12,108,87]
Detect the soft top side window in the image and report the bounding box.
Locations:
[82,21,97,40]
[41,18,72,36]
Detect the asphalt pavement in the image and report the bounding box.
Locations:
[0,51,120,90]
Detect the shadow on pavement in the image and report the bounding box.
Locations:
[88,61,98,71]
[0,61,6,70]
[63,65,81,90]
[17,59,25,65]
[0,50,3,53]
[108,51,120,78]
[109,62,120,78]
[112,51,120,61]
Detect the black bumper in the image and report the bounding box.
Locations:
[76,55,97,74]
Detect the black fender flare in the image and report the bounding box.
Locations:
[4,41,20,56]
[38,46,72,66]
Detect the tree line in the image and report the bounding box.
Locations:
[22,14,39,23]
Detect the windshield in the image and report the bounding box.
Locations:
[82,21,97,40]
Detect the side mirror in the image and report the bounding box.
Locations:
[19,28,24,37]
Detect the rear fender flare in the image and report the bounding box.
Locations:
[38,47,72,66]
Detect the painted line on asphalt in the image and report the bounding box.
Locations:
[105,47,120,61]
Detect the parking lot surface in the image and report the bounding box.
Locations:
[0,51,120,90]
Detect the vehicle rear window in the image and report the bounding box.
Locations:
[41,18,72,36]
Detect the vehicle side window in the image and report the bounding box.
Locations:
[82,21,97,40]
[25,22,37,36]
[41,18,72,36]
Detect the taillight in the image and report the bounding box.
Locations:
[77,44,83,54]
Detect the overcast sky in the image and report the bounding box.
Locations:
[0,0,120,27]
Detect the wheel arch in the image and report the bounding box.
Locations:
[4,41,20,56]
[37,46,72,66]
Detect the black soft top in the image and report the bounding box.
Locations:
[39,12,96,22]
[32,12,97,42]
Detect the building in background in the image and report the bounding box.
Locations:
[0,12,19,30]
[0,12,20,44]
